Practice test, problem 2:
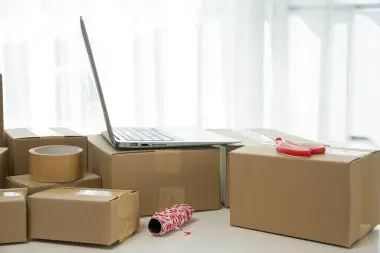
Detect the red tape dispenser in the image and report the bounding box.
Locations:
[275,137,326,157]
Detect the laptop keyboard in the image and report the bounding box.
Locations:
[113,128,179,141]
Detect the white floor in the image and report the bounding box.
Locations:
[2,209,379,253]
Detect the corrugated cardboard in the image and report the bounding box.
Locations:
[6,173,101,195]
[5,128,88,175]
[208,128,315,207]
[0,188,27,244]
[0,74,4,146]
[0,147,8,188]
[29,187,139,245]
[229,144,380,247]
[88,135,221,216]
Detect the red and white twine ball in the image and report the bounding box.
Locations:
[148,204,193,236]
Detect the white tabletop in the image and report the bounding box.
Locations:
[2,209,379,253]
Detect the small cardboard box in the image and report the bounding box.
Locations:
[5,128,88,175]
[0,147,9,188]
[0,188,27,244]
[229,144,380,247]
[88,135,221,216]
[0,74,4,146]
[208,129,314,207]
[29,187,139,246]
[6,173,101,195]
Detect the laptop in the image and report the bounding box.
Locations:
[80,17,238,149]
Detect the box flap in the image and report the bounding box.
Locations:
[232,145,376,164]
[28,187,130,202]
[114,190,139,243]
[88,135,153,155]
[5,128,82,139]
[7,174,57,188]
[208,128,323,147]
[253,129,318,143]
[208,129,271,146]
[50,127,83,137]
[0,188,26,200]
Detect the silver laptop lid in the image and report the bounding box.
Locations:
[80,16,116,145]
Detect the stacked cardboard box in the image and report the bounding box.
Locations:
[0,108,378,249]
[0,127,141,246]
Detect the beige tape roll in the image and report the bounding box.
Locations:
[29,145,83,183]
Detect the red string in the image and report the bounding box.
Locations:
[150,204,193,236]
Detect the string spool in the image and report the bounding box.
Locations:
[148,204,193,236]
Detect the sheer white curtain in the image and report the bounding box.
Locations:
[0,0,265,134]
[0,0,379,146]
[282,0,380,146]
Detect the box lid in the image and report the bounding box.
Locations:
[28,187,133,202]
[6,128,82,139]
[232,145,377,164]
[0,188,27,201]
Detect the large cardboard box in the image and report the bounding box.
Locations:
[5,128,88,175]
[88,135,221,216]
[6,173,101,195]
[0,147,8,188]
[208,129,314,207]
[29,187,139,246]
[0,74,4,146]
[0,188,27,244]
[229,144,380,247]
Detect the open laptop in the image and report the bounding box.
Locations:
[80,17,237,149]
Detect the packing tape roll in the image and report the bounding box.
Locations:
[29,145,83,183]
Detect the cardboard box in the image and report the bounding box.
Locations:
[0,188,27,244]
[0,74,4,146]
[229,144,380,247]
[88,135,221,216]
[5,128,88,175]
[208,129,314,207]
[29,187,139,245]
[6,173,101,195]
[0,147,8,188]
